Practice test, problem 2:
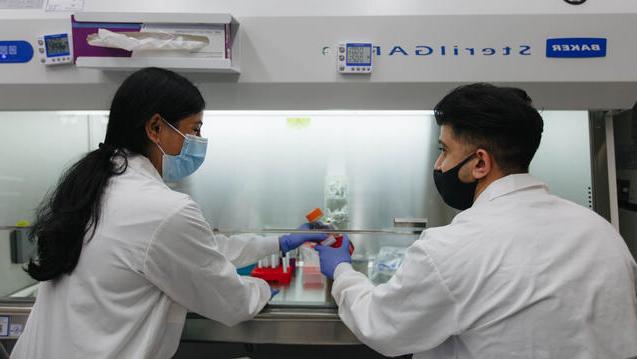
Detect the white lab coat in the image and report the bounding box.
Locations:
[11,155,279,359]
[332,174,637,359]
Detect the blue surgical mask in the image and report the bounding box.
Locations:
[156,118,208,182]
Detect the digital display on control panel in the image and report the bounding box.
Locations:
[346,45,372,66]
[45,36,70,57]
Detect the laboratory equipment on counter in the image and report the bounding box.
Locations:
[370,246,407,284]
[324,175,349,229]
[36,33,73,65]
[305,207,354,255]
[251,251,294,284]
[337,42,373,74]
[300,243,324,288]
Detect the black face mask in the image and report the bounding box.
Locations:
[433,153,478,210]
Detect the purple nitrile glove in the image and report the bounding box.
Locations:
[270,288,280,299]
[278,223,328,253]
[314,234,352,280]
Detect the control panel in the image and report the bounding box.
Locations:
[37,33,73,65]
[337,42,373,74]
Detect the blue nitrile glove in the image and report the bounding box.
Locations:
[278,224,328,253]
[307,221,332,230]
[270,288,280,299]
[314,234,352,280]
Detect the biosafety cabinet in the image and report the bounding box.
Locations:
[1,2,637,357]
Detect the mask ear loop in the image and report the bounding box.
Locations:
[462,151,480,183]
[160,116,186,139]
[154,116,182,156]
[455,151,478,170]
[156,142,167,155]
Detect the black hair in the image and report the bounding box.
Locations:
[27,67,205,281]
[434,83,544,174]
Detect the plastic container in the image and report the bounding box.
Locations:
[302,266,324,288]
[324,175,349,229]
[300,242,324,288]
[370,246,407,284]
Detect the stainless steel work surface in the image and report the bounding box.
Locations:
[182,261,369,344]
[184,278,353,344]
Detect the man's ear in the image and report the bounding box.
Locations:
[145,114,163,144]
[472,148,493,180]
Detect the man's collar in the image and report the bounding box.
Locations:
[472,173,548,207]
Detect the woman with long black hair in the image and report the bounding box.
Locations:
[11,67,324,358]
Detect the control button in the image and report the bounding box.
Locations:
[38,48,44,53]
[339,55,345,61]
[339,66,345,71]
[40,58,45,63]
[38,39,44,46]
[339,47,345,53]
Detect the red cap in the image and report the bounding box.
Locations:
[305,208,323,223]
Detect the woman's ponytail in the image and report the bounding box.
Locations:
[26,146,126,281]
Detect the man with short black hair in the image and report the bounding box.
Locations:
[315,83,637,358]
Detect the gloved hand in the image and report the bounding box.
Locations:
[278,224,328,253]
[314,234,352,280]
[270,288,280,299]
[306,221,333,230]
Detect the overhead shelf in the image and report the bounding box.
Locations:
[75,57,240,73]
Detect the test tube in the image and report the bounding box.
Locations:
[282,253,289,273]
[271,254,277,268]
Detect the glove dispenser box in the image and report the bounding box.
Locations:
[72,12,240,73]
